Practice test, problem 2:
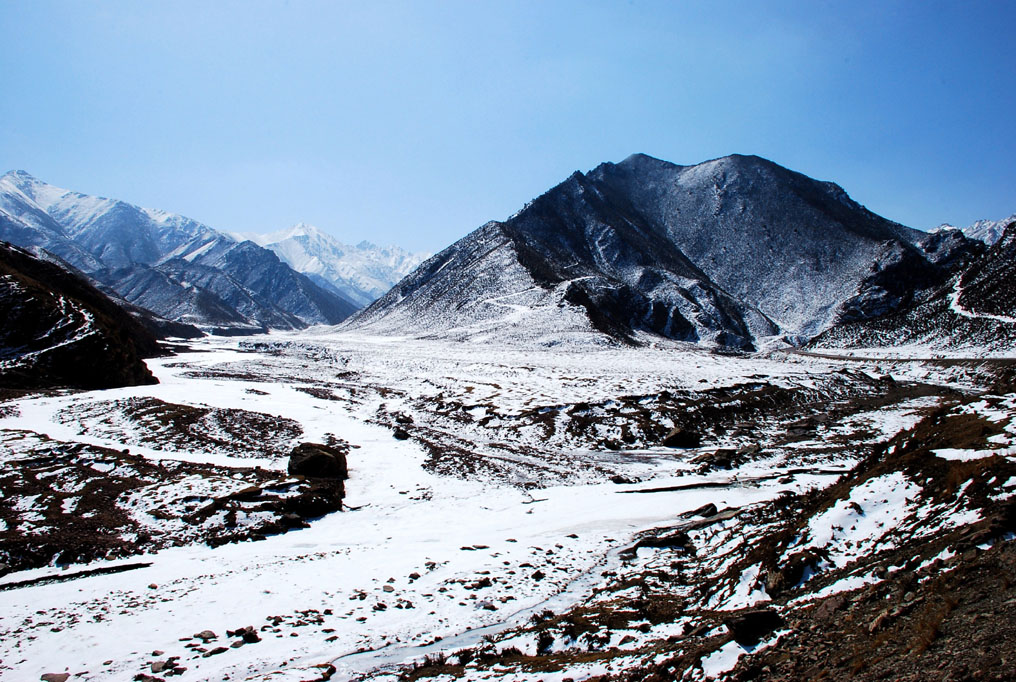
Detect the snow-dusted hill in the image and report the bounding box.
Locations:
[935,213,1016,245]
[0,172,359,333]
[240,223,429,307]
[813,220,1016,353]
[346,154,943,348]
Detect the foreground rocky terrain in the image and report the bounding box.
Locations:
[1,331,1013,681]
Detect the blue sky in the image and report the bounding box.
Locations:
[2,0,1013,252]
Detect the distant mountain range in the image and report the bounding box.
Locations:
[345,153,979,349]
[0,171,360,333]
[238,223,429,308]
[934,214,1016,245]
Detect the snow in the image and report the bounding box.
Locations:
[1,333,841,681]
[241,222,430,307]
[2,327,1006,681]
[933,447,1014,461]
[791,471,920,569]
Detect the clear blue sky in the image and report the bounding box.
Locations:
[2,0,1014,252]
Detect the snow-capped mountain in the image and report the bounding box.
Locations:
[0,171,359,333]
[934,213,1016,245]
[345,153,942,348]
[240,223,429,307]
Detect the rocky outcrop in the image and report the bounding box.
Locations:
[0,240,160,389]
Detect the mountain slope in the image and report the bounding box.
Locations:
[347,154,938,347]
[812,221,1016,351]
[243,223,429,307]
[0,241,160,389]
[0,171,359,332]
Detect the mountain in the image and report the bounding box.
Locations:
[0,240,160,389]
[241,223,430,307]
[345,154,941,348]
[0,171,359,333]
[935,213,1016,245]
[813,220,1016,351]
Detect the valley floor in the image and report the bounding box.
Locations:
[1,332,1013,681]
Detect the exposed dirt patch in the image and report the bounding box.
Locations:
[55,396,302,460]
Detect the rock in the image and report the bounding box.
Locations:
[684,503,718,518]
[691,449,736,469]
[203,646,228,657]
[409,572,421,580]
[40,675,69,682]
[724,608,785,646]
[0,563,12,578]
[383,585,395,592]
[287,443,348,479]
[393,428,410,440]
[610,474,638,484]
[662,427,701,448]
[532,570,545,581]
[194,630,217,641]
[736,443,762,455]
[151,660,168,673]
[477,600,497,610]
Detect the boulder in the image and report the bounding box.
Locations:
[662,427,701,448]
[40,675,70,682]
[723,608,784,646]
[288,443,348,479]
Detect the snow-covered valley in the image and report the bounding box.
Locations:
[3,331,1013,681]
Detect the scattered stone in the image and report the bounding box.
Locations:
[41,675,70,682]
[409,572,421,580]
[202,647,228,657]
[194,630,217,641]
[393,428,410,440]
[383,585,395,592]
[532,570,545,581]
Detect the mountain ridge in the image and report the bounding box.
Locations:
[0,171,360,333]
[345,153,945,348]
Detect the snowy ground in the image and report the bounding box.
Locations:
[0,330,998,681]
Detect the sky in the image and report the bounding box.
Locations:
[2,0,1014,253]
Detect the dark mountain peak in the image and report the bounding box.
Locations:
[349,152,939,346]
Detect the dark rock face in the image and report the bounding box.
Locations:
[0,241,160,390]
[287,442,349,479]
[813,221,1016,350]
[954,221,1016,319]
